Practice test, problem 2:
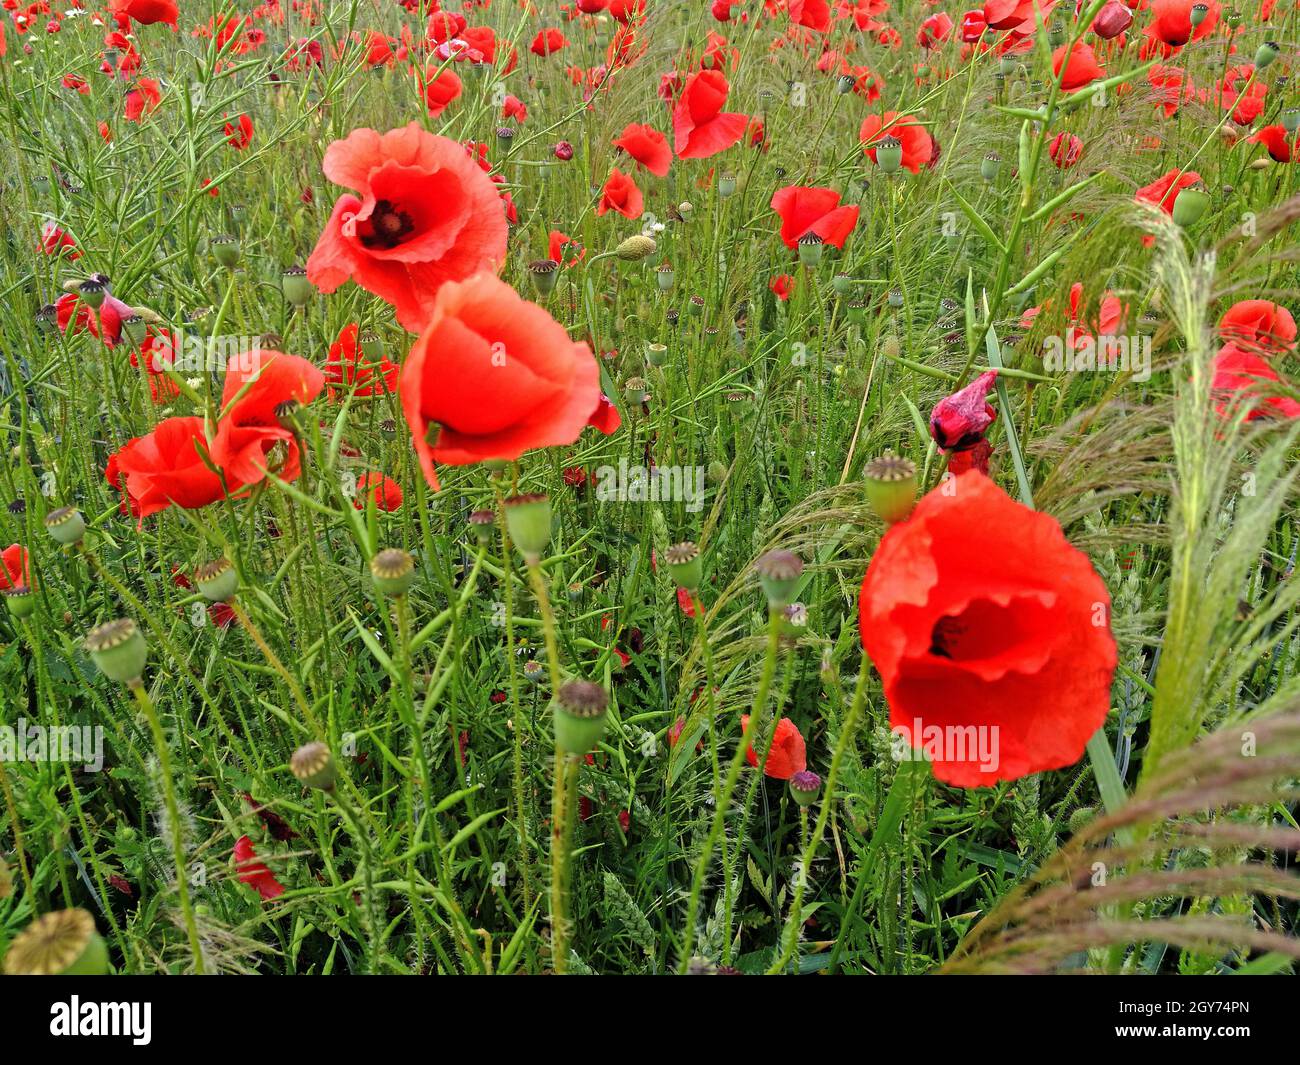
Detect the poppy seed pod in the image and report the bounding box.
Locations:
[719,172,737,197]
[78,279,106,309]
[122,314,148,345]
[1255,41,1280,69]
[837,73,856,94]
[370,547,416,597]
[875,136,903,174]
[3,909,109,976]
[755,549,804,608]
[832,273,853,296]
[468,509,496,546]
[281,266,314,306]
[211,235,241,269]
[528,259,560,296]
[553,679,610,753]
[656,264,675,291]
[688,294,705,317]
[522,659,545,685]
[864,454,918,525]
[980,151,1001,182]
[44,505,86,545]
[290,741,337,791]
[797,231,825,266]
[193,558,238,602]
[789,769,822,807]
[1283,108,1300,134]
[645,341,668,366]
[624,376,649,403]
[503,493,552,560]
[847,298,868,323]
[84,618,147,685]
[1172,183,1210,227]
[359,330,384,358]
[495,126,515,149]
[665,541,703,592]
[4,585,35,619]
[616,234,657,262]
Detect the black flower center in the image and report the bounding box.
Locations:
[360,200,416,249]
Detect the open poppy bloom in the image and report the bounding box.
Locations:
[109,0,178,28]
[1147,0,1219,47]
[612,123,671,177]
[325,323,399,398]
[111,417,231,522]
[740,715,807,780]
[1051,41,1103,93]
[1218,300,1296,356]
[859,112,934,173]
[306,123,508,333]
[399,272,602,489]
[234,835,284,901]
[859,472,1116,786]
[1212,343,1300,421]
[211,349,325,488]
[982,0,1056,33]
[1,544,31,590]
[1251,125,1296,164]
[597,167,644,219]
[530,28,567,56]
[770,185,860,249]
[354,472,404,511]
[672,69,747,160]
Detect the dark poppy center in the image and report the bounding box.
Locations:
[360,200,416,249]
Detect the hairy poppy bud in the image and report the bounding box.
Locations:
[665,541,703,592]
[370,548,416,597]
[864,454,918,525]
[553,679,610,753]
[3,909,109,976]
[554,140,574,161]
[84,618,147,685]
[290,741,337,791]
[789,769,822,807]
[503,493,551,560]
[755,549,803,608]
[616,234,656,261]
[44,505,86,545]
[193,558,238,602]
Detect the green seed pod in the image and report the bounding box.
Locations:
[282,266,313,306]
[552,679,610,753]
[645,341,668,366]
[980,151,1001,182]
[370,548,416,597]
[1283,108,1300,134]
[797,231,825,266]
[789,769,822,808]
[755,549,803,609]
[211,235,241,269]
[84,618,147,685]
[121,314,148,345]
[193,558,238,603]
[78,279,106,309]
[467,509,496,546]
[44,505,86,545]
[290,741,337,791]
[1255,41,1280,69]
[831,273,854,296]
[4,585,35,619]
[1172,183,1210,227]
[875,136,903,174]
[3,908,109,976]
[359,330,385,359]
[1189,1,1209,24]
[656,264,675,291]
[528,259,560,296]
[719,172,737,197]
[664,541,703,593]
[864,454,918,525]
[503,493,552,560]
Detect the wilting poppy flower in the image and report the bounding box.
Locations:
[112,417,230,521]
[1147,0,1218,47]
[597,167,644,219]
[1251,125,1296,164]
[612,123,671,177]
[109,0,177,28]
[530,28,567,55]
[770,185,860,249]
[931,370,998,453]
[325,323,399,397]
[672,69,747,160]
[1,544,31,590]
[1218,300,1296,356]
[548,229,585,267]
[1051,41,1103,92]
[224,113,253,149]
[739,715,808,780]
[859,472,1117,786]
[860,112,934,174]
[354,472,404,511]
[1212,343,1300,421]
[234,835,284,901]
[306,123,508,333]
[1048,131,1083,168]
[211,349,325,487]
[399,272,602,489]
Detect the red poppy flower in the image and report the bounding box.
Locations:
[109,0,177,28]
[124,77,161,122]
[960,8,988,39]
[325,323,399,397]
[789,0,832,31]
[399,272,601,489]
[770,185,860,250]
[234,835,284,901]
[211,349,325,487]
[1091,0,1132,38]
[548,228,585,267]
[931,370,998,453]
[1218,65,1266,126]
[418,66,462,116]
[918,12,953,47]
[860,111,934,174]
[1051,41,1103,92]
[596,167,644,219]
[1212,343,1300,421]
[224,113,253,150]
[502,94,527,123]
[859,472,1117,786]
[40,222,79,259]
[1218,300,1297,356]
[1135,168,1202,219]
[612,123,671,177]
[112,417,230,521]
[587,393,621,435]
[1,544,30,590]
[982,0,1056,32]
[306,123,508,333]
[1251,125,1296,164]
[770,273,794,301]
[354,472,404,511]
[1148,64,1194,118]
[530,28,567,55]
[740,715,808,780]
[1147,0,1219,47]
[1048,131,1083,168]
[672,69,747,160]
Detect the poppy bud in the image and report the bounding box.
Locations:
[44,505,85,545]
[1091,0,1133,38]
[1255,41,1280,69]
[875,135,903,174]
[370,547,416,597]
[290,741,337,791]
[980,151,1001,182]
[707,459,727,484]
[1067,805,1095,833]
[616,234,657,261]
[553,679,610,753]
[211,235,240,269]
[193,558,238,602]
[84,618,147,686]
[554,140,574,161]
[656,264,675,291]
[122,314,147,345]
[3,909,108,976]
[665,541,703,592]
[1172,183,1210,227]
[789,769,822,807]
[281,266,313,306]
[503,493,552,560]
[755,549,803,608]
[78,279,106,309]
[645,341,668,366]
[468,509,496,546]
[528,259,560,295]
[864,453,918,525]
[797,231,825,266]
[719,172,737,197]
[4,585,35,619]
